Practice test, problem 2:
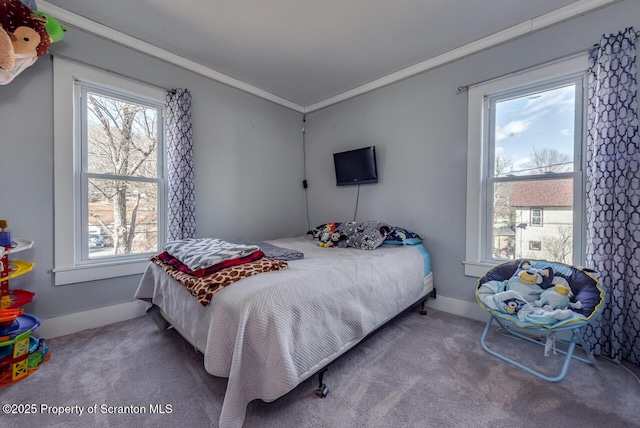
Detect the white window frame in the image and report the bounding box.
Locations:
[530,208,543,226]
[529,240,542,251]
[53,57,167,285]
[464,55,588,277]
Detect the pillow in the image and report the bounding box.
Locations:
[383,227,423,245]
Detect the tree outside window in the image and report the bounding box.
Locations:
[81,88,164,260]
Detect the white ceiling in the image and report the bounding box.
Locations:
[43,0,612,111]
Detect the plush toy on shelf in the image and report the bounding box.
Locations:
[0,0,65,85]
[0,26,15,70]
[0,0,50,57]
[33,11,67,43]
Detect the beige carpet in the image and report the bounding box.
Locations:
[2,308,639,428]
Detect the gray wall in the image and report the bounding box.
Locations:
[1,0,637,320]
[0,29,305,319]
[304,1,640,303]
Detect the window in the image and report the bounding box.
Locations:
[54,58,166,285]
[530,208,543,226]
[529,241,542,251]
[465,55,587,276]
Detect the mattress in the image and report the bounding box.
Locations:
[135,235,434,428]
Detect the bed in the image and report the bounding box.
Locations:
[134,235,434,428]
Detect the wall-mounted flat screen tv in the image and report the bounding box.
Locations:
[333,146,378,186]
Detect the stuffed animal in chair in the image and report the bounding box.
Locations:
[533,284,583,311]
[505,259,554,302]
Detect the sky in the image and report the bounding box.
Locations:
[493,84,576,176]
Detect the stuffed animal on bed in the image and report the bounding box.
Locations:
[317,222,336,248]
[505,259,554,302]
[533,284,583,311]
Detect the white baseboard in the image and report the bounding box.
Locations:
[426,294,489,323]
[35,300,150,339]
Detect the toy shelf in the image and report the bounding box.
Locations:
[0,221,48,388]
[1,238,35,308]
[6,260,34,281]
[8,239,34,254]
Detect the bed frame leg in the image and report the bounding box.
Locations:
[147,305,170,331]
[419,298,428,315]
[316,367,329,398]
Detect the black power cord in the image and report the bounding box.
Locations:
[302,115,311,231]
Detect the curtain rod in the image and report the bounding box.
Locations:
[49,51,172,94]
[456,50,588,93]
[457,29,640,93]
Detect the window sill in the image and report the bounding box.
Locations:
[463,260,499,278]
[53,259,150,285]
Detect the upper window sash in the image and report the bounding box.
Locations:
[485,75,584,179]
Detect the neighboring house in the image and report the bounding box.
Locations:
[510,178,573,263]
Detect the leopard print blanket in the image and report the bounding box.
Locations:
[150,255,288,306]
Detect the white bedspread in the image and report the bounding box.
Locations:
[135,236,426,428]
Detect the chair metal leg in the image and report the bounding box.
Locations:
[480,315,594,382]
[575,329,598,365]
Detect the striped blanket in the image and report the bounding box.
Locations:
[164,238,260,271]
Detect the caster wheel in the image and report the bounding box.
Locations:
[419,309,427,315]
[316,384,329,398]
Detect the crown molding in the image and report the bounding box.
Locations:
[39,0,617,114]
[38,1,305,113]
[303,0,619,113]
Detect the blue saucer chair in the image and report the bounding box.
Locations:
[476,259,605,382]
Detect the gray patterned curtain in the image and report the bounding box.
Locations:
[166,88,196,241]
[584,27,639,365]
